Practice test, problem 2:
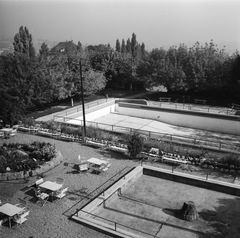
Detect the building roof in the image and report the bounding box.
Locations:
[50,41,78,55]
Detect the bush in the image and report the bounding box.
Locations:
[127,132,144,159]
[22,117,35,127]
[61,125,82,137]
[0,141,57,172]
[187,149,203,158]
[41,120,60,131]
[220,154,240,168]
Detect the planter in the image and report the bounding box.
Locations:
[85,140,105,148]
[18,126,30,132]
[108,146,128,153]
[37,131,53,137]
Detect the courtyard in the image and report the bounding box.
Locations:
[93,173,240,238]
[1,132,240,238]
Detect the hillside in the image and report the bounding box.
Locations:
[0,38,58,55]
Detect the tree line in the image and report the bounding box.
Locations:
[0,26,240,124]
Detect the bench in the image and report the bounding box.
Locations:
[194,99,207,104]
[162,155,187,164]
[35,178,44,187]
[159,97,171,102]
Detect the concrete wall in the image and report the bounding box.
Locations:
[76,103,116,121]
[118,102,240,135]
[143,165,240,196]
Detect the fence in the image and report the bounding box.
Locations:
[76,210,162,238]
[149,101,236,115]
[52,115,240,153]
[54,98,115,117]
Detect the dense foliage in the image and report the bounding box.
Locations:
[127,132,144,159]
[0,141,56,173]
[0,27,240,124]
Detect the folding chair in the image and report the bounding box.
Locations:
[35,189,49,206]
[54,187,68,199]
[79,162,88,172]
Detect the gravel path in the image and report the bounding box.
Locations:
[0,132,239,238]
[0,133,138,238]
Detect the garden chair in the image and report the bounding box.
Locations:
[13,210,29,227]
[79,162,88,172]
[35,189,49,206]
[54,187,68,200]
[102,163,111,172]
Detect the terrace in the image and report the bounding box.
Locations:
[1,133,240,237]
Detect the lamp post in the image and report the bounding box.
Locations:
[79,59,86,141]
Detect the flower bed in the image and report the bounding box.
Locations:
[17,119,240,173]
[0,141,63,180]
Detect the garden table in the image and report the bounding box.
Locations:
[39,181,63,201]
[0,128,13,138]
[0,203,24,228]
[87,158,109,173]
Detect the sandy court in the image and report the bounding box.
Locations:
[94,174,240,238]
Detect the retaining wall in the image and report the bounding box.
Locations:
[67,101,115,123]
[118,102,240,135]
[143,165,240,196]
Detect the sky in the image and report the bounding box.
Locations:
[0,0,240,49]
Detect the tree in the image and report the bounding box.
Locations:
[131,33,137,58]
[231,54,240,88]
[13,26,35,58]
[121,39,126,54]
[0,53,37,123]
[83,69,107,95]
[77,41,82,51]
[126,38,131,54]
[127,132,144,159]
[39,42,49,60]
[115,39,121,52]
[141,43,145,56]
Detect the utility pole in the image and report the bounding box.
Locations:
[80,59,86,141]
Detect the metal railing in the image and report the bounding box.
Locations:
[76,210,162,238]
[63,166,133,217]
[148,101,236,115]
[52,116,240,153]
[54,98,115,117]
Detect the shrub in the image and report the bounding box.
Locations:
[127,132,144,159]
[220,154,240,168]
[61,125,82,137]
[0,141,57,172]
[41,120,60,131]
[143,139,160,151]
[41,144,56,161]
[187,149,203,158]
[22,117,35,127]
